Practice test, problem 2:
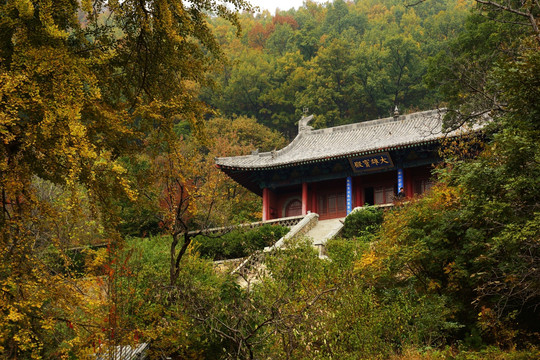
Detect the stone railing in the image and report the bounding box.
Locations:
[232,250,267,286]
[265,215,306,228]
[189,215,305,237]
[350,203,395,213]
[224,205,397,282]
[263,212,319,252]
[213,257,247,274]
[231,213,319,280]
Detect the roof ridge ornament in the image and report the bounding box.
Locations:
[393,105,400,119]
[298,113,314,134]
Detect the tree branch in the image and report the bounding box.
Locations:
[475,0,540,42]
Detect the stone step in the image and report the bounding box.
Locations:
[305,217,345,246]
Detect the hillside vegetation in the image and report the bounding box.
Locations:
[0,0,538,358]
[204,0,472,136]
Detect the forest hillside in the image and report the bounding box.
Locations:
[0,0,538,358]
[203,0,472,136]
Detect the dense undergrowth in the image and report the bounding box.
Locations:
[116,206,538,359]
[2,0,539,358]
[194,224,289,260]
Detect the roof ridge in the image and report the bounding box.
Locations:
[309,108,446,135]
[215,108,448,165]
[278,109,447,159]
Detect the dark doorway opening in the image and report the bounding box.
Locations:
[364,187,374,205]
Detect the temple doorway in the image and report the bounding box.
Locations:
[284,199,302,217]
[317,192,346,220]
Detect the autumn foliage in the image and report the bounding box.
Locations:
[1,0,539,358]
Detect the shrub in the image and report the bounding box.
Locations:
[341,205,384,239]
[194,224,289,260]
[325,237,369,269]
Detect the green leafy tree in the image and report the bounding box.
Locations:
[425,0,539,128]
[140,115,285,287]
[0,0,252,357]
[205,0,471,134]
[362,17,540,344]
[298,36,358,128]
[260,52,309,135]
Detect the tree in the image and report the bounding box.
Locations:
[0,0,252,357]
[475,0,540,44]
[204,0,469,133]
[298,36,358,128]
[425,0,539,128]
[362,2,540,344]
[140,115,285,286]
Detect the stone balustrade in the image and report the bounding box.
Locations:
[231,213,319,281]
[188,215,305,237]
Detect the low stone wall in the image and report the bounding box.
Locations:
[231,213,320,279]
[213,258,246,274]
[189,215,305,237]
[350,203,394,213]
[264,212,319,252]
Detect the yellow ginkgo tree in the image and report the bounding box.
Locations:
[0,0,253,357]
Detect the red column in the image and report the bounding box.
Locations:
[262,188,269,221]
[355,177,364,207]
[268,190,276,219]
[302,182,308,215]
[404,169,414,198]
[311,183,317,214]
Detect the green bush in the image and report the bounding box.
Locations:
[251,239,461,359]
[194,224,289,260]
[341,205,384,239]
[325,237,369,269]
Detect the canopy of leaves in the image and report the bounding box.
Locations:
[341,205,384,239]
[0,0,253,357]
[359,33,540,347]
[203,0,472,135]
[2,0,539,358]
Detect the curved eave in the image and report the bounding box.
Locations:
[216,165,264,195]
[216,138,442,172]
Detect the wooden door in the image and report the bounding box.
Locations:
[318,192,346,219]
[285,199,302,217]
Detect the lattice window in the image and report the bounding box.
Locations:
[374,186,394,205]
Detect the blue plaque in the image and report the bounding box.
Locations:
[349,152,394,172]
[397,168,404,190]
[346,176,352,214]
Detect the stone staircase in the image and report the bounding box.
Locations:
[224,205,396,288]
[305,217,346,258]
[232,213,319,288]
[232,213,346,288]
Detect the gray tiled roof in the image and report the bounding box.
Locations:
[215,109,481,170]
